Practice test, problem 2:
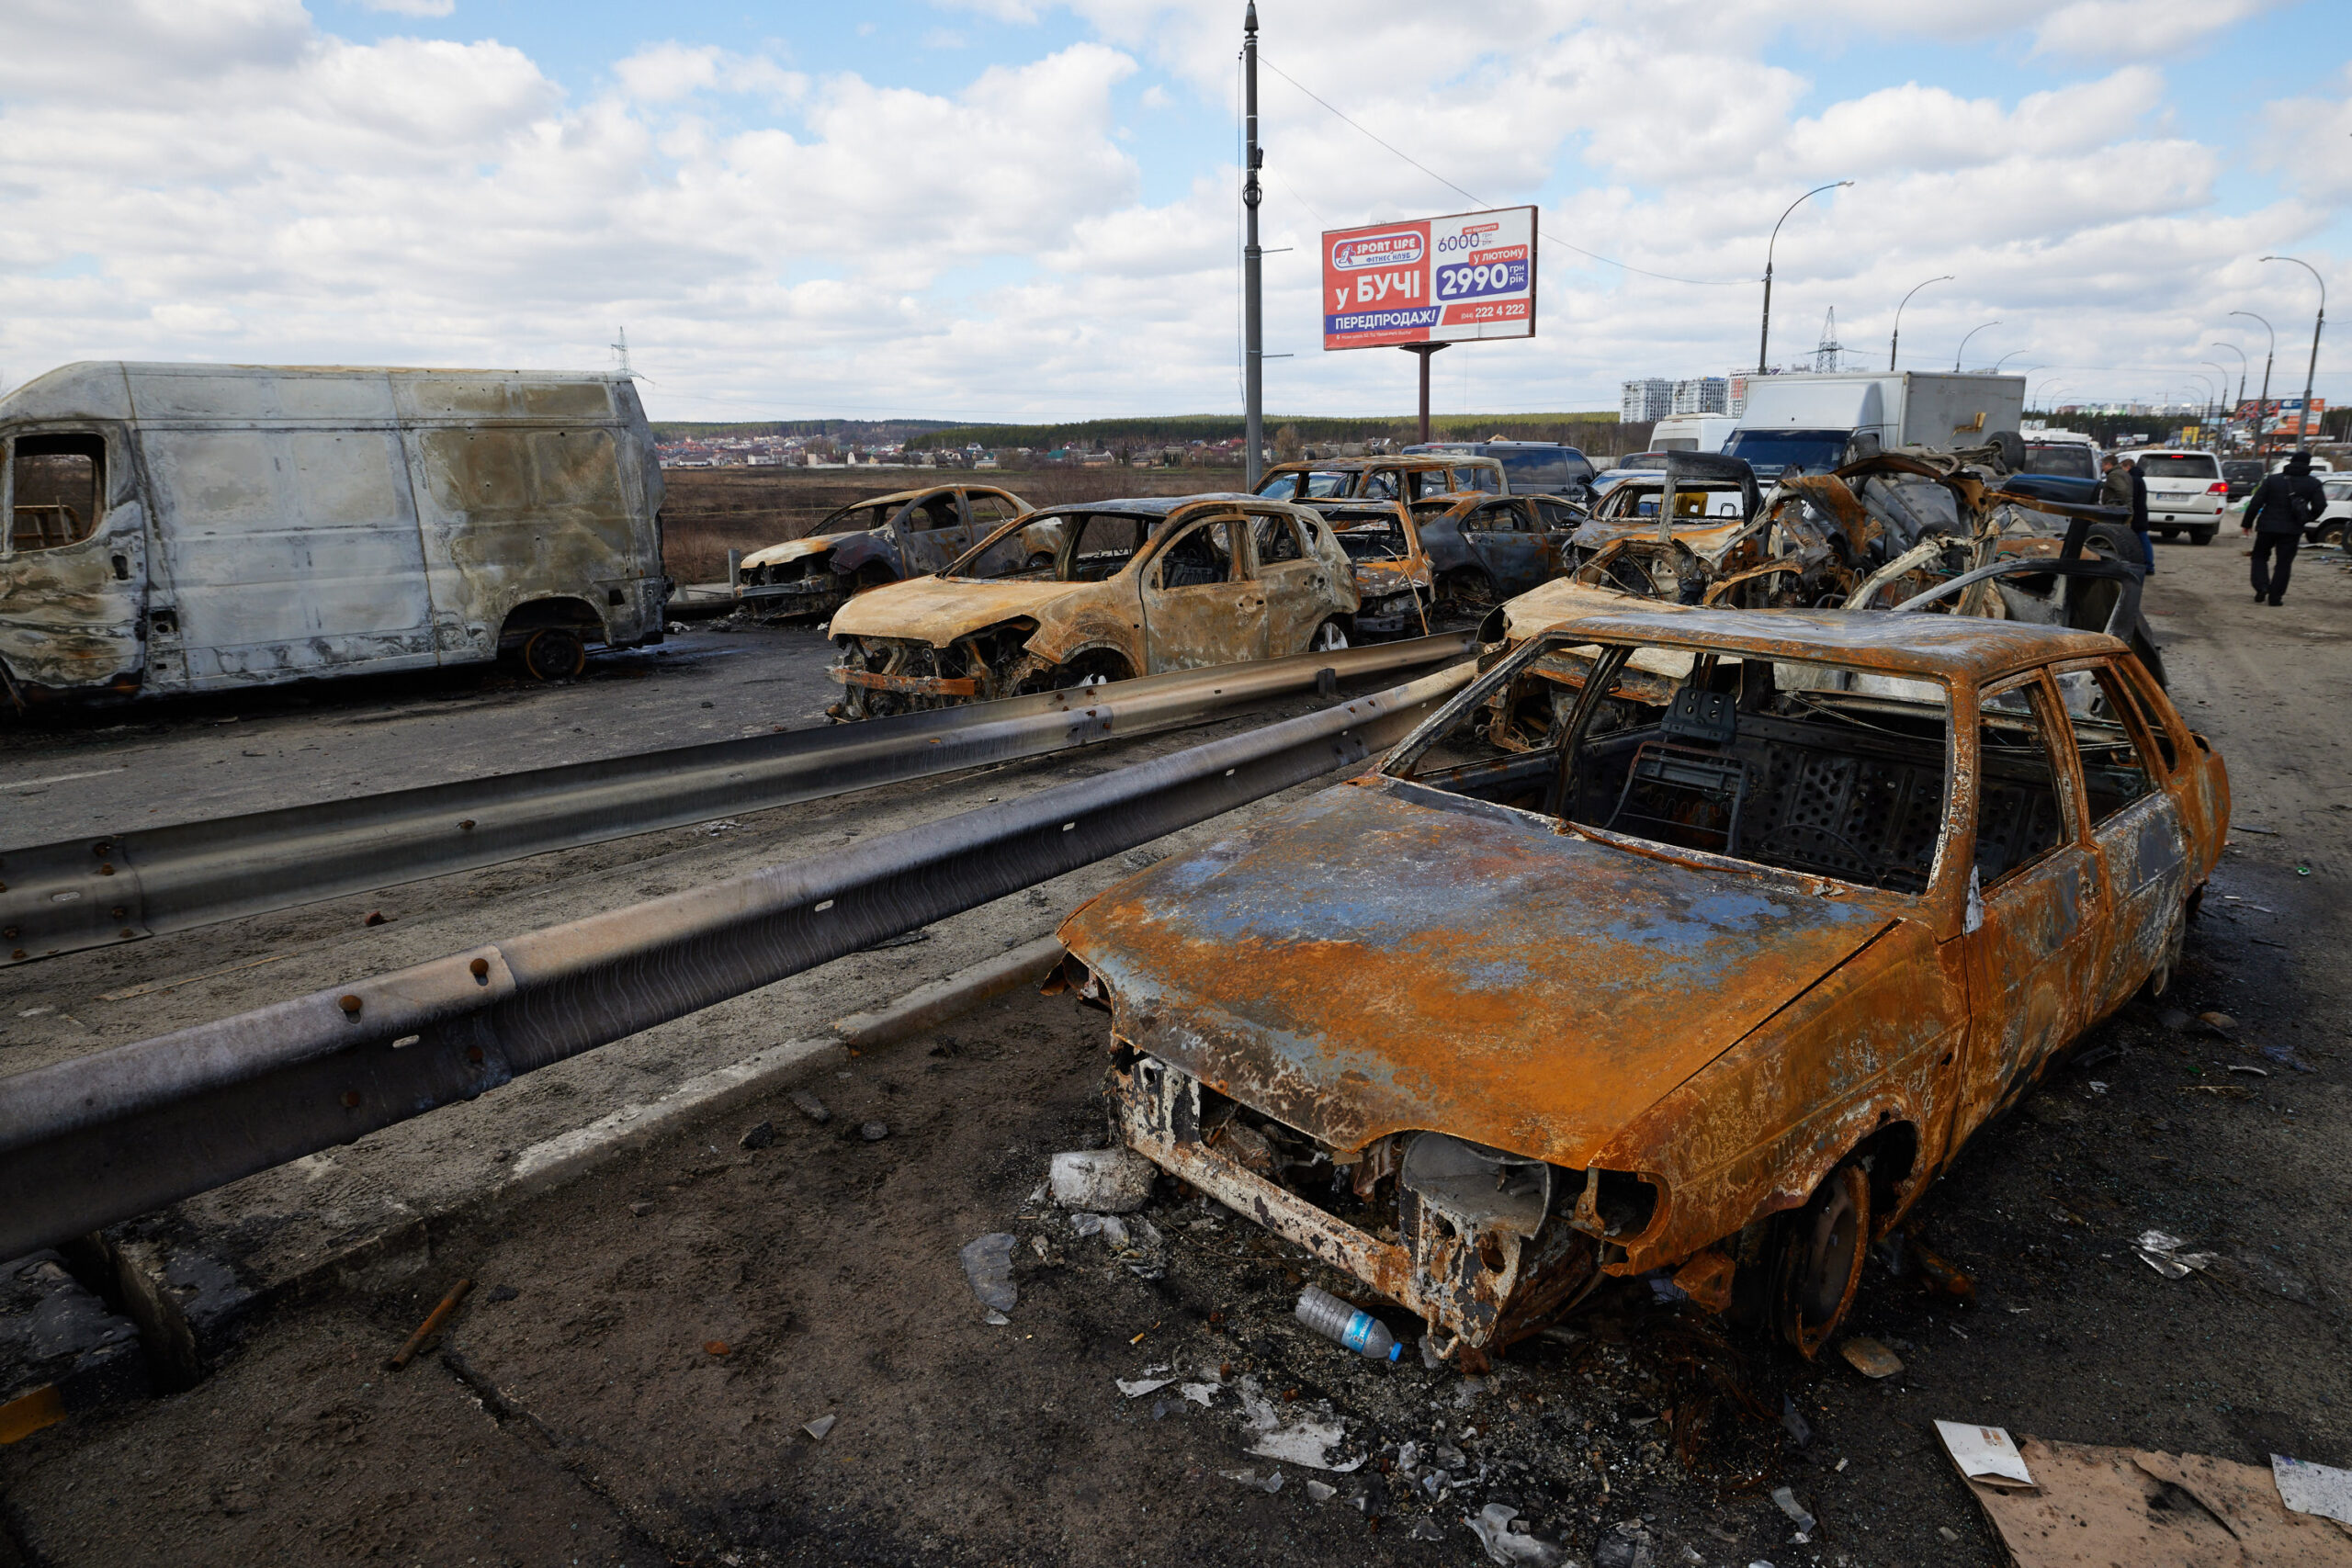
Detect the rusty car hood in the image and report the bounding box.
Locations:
[741,532,857,570]
[826,572,1102,646]
[1497,579,1668,641]
[1059,776,1899,1169]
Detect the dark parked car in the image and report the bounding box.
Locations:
[2222,458,2266,502]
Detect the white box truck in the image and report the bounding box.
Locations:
[1722,371,2026,478]
[0,362,666,706]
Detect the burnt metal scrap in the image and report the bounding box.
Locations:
[825,494,1360,720]
[1059,610,2226,1360]
[735,484,1049,618]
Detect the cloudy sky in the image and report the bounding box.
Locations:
[1,0,2345,423]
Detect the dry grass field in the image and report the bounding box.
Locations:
[657,467,1236,585]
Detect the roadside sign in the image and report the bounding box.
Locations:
[1321,206,1537,352]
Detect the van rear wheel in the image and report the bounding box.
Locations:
[521,627,587,681]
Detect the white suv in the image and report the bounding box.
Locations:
[2131,449,2227,545]
[2312,476,2352,546]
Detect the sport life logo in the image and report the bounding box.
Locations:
[1330,231,1425,271]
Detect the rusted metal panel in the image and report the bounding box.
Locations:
[827,495,1357,719]
[0,362,663,702]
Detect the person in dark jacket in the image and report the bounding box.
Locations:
[2101,453,2154,570]
[2242,451,2327,605]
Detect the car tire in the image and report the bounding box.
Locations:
[2160,528,2179,542]
[520,627,587,682]
[1311,619,1351,653]
[2317,521,2347,547]
[2190,527,2216,547]
[1771,1162,1871,1359]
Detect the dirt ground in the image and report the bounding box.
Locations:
[5,527,2350,1567]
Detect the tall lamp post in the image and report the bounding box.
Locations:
[1241,3,1263,490]
[2199,360,2233,446]
[1993,349,2033,373]
[2210,341,2248,446]
[1889,274,1951,370]
[2231,310,2276,456]
[1952,321,2000,372]
[1758,181,1851,375]
[2261,254,2327,453]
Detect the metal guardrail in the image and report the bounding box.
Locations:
[0,634,1473,965]
[0,662,1475,1258]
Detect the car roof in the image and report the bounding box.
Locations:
[1536,605,2125,682]
[2130,449,2214,459]
[834,487,958,509]
[1265,456,1496,473]
[1035,492,1265,517]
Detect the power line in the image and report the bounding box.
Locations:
[1257,53,1750,288]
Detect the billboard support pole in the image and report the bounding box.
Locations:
[1403,344,1448,443]
[1242,4,1263,490]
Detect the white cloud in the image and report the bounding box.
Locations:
[358,0,456,16]
[0,0,2334,421]
[2030,0,2275,60]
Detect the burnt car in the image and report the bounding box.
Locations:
[1057,609,2225,1360]
[826,494,1358,719]
[1407,491,1586,614]
[736,484,1045,617]
[1314,502,1435,641]
[1254,455,1505,504]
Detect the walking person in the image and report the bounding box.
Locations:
[2101,453,2155,571]
[2242,451,2327,605]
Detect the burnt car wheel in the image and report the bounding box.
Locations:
[1772,1162,1870,1359]
[1312,619,1351,652]
[521,627,588,682]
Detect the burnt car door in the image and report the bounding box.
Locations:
[957,489,1030,575]
[1953,671,2106,1132]
[893,491,973,576]
[2054,658,2194,1015]
[1458,497,1554,597]
[1246,507,1338,653]
[1138,512,1265,671]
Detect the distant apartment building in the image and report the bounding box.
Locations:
[1621,378,1673,423]
[1672,377,1728,416]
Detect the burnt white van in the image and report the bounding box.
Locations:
[0,362,666,705]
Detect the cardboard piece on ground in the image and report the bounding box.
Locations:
[1951,1437,2352,1567]
[1938,1419,2035,1486]
[2276,1456,2352,1529]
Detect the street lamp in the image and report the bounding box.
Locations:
[2031,378,2071,412]
[1889,275,1952,370]
[2231,310,2276,455]
[2209,342,2248,437]
[2261,254,2327,452]
[2199,361,2233,443]
[1758,181,1853,375]
[1952,321,2001,372]
[1992,349,2032,373]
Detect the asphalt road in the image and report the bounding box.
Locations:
[5,528,2350,1568]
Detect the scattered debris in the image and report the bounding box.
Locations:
[1115,1377,1172,1398]
[2265,1043,2320,1073]
[2198,1010,2239,1036]
[704,1340,730,1357]
[803,1414,837,1442]
[959,1234,1017,1314]
[1218,1467,1284,1494]
[1181,1383,1217,1407]
[983,1310,1010,1326]
[1469,1502,1567,1566]
[363,910,389,926]
[1839,1337,1905,1379]
[1295,1285,1403,1362]
[1047,1148,1159,1213]
[2229,1064,2270,1077]
[787,1088,831,1124]
[1936,1420,2035,1488]
[859,1121,889,1142]
[1770,1485,1816,1535]
[2135,1230,2219,1280]
[739,1120,776,1150]
[387,1279,473,1371]
[2273,1454,2352,1527]
[1780,1395,1813,1448]
[1408,1518,1444,1540]
[629,1201,654,1218]
[1240,1385,1363,1472]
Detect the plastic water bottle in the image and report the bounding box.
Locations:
[1295,1285,1402,1361]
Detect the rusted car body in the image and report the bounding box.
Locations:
[1315,502,1435,640]
[1255,455,1505,505]
[1057,610,2225,1359]
[1408,491,1588,612]
[826,494,1358,719]
[0,362,666,704]
[735,484,1045,617]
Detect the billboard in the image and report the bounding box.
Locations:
[1321,206,1537,352]
[2235,397,2329,436]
